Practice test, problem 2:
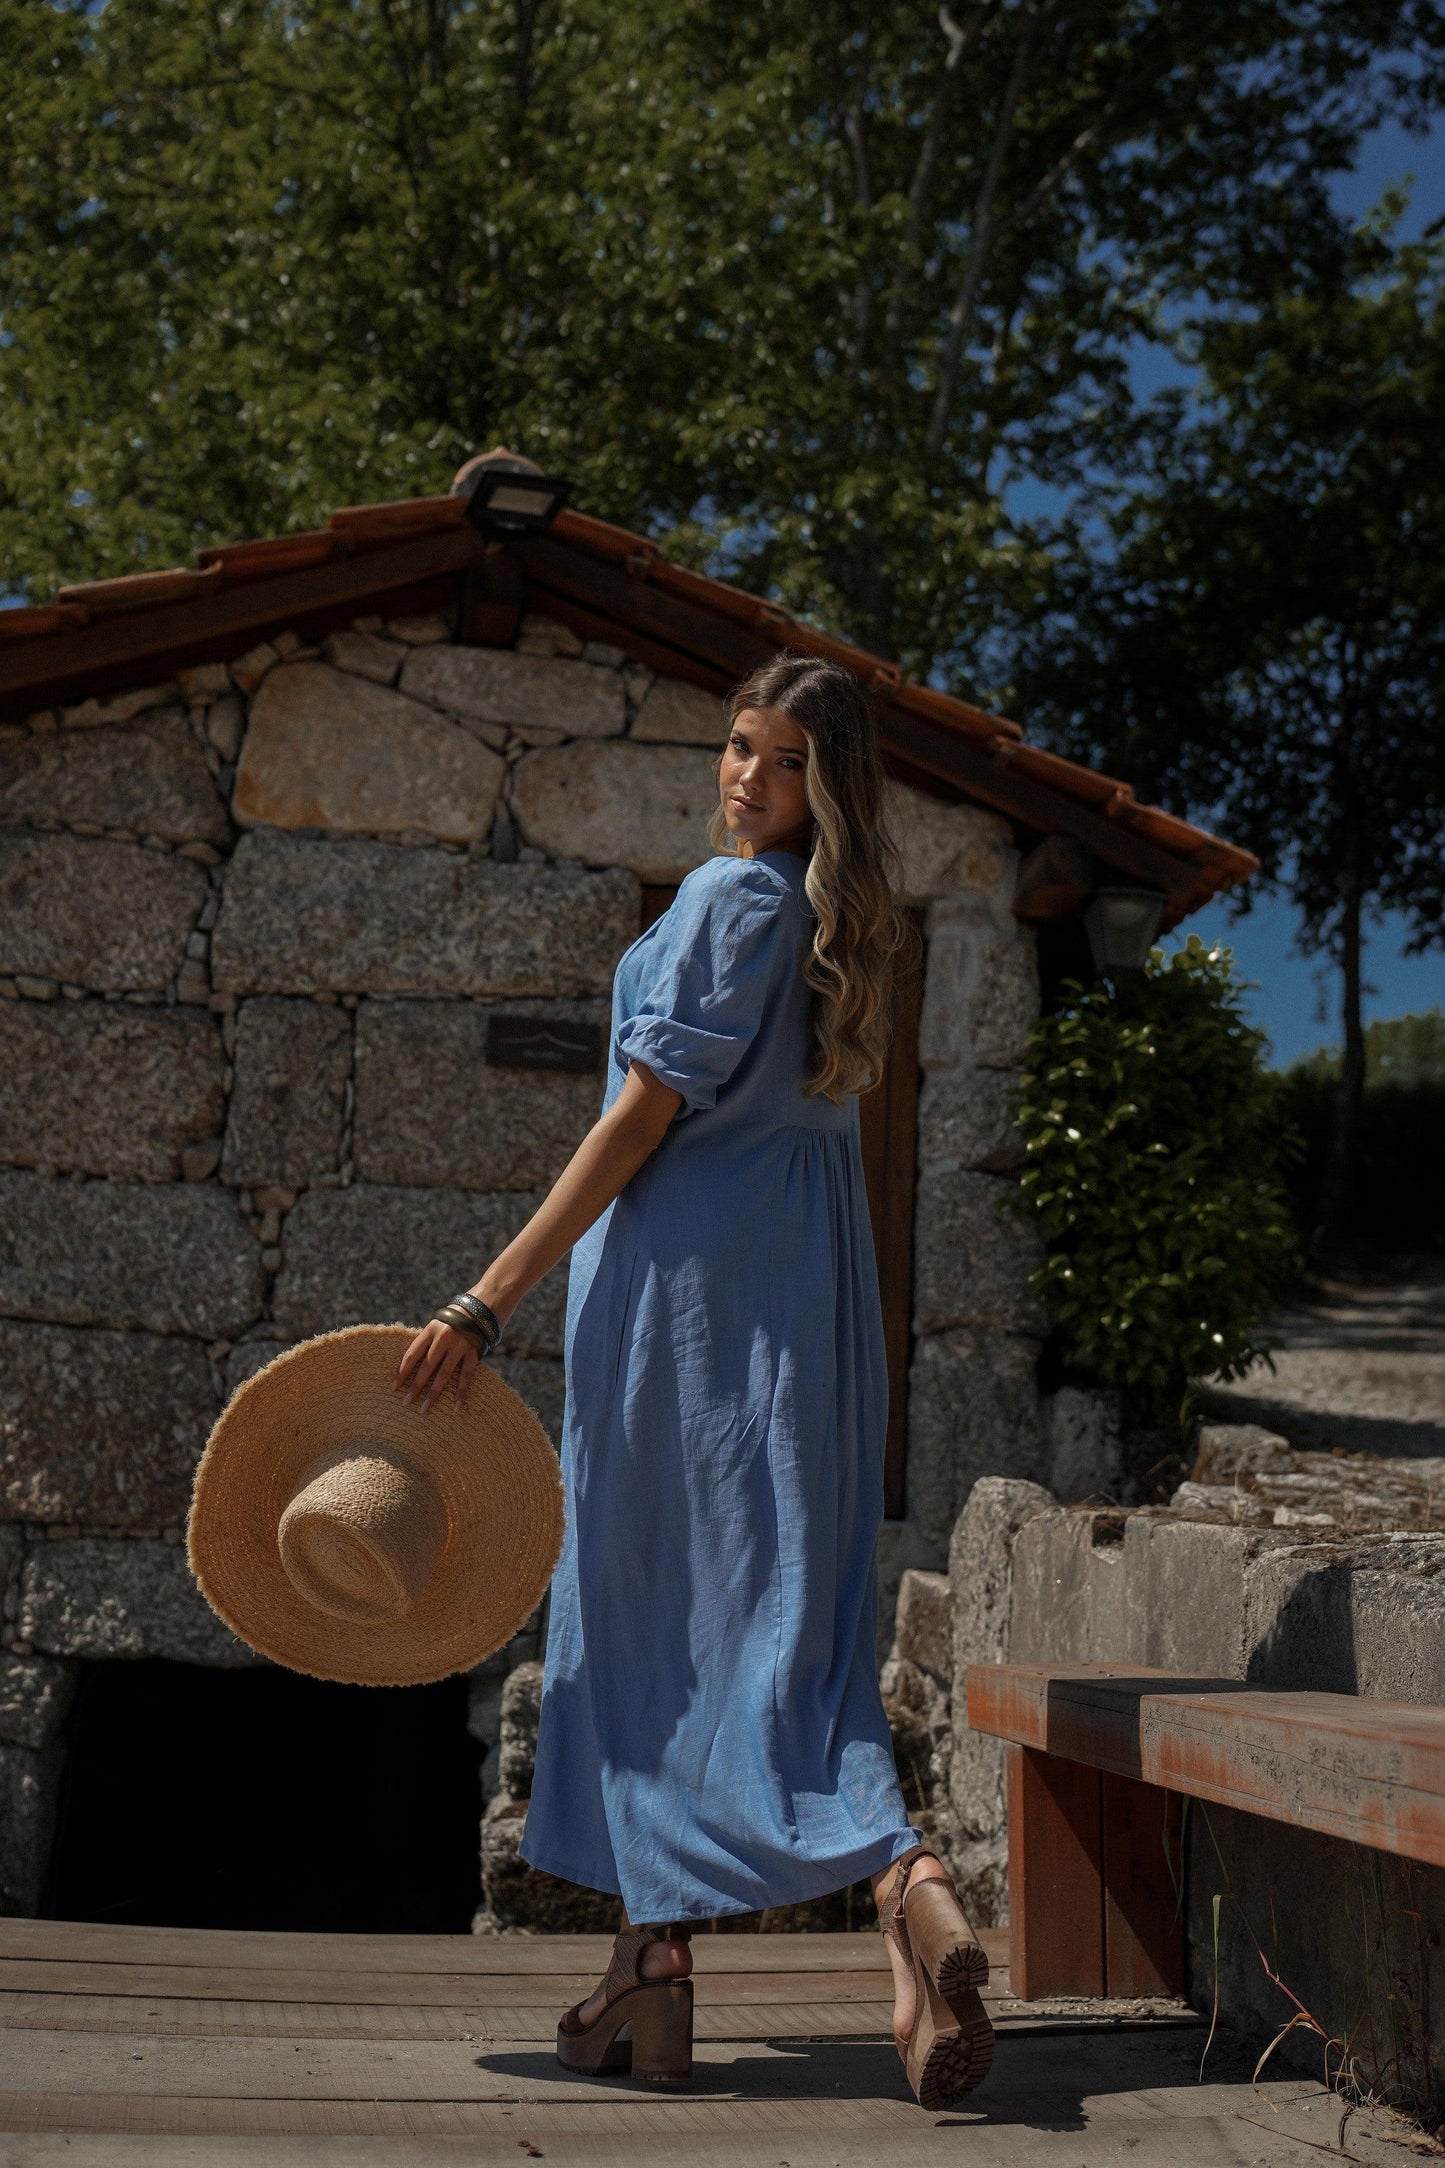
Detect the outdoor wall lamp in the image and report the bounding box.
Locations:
[451,448,571,536]
[1082,886,1167,975]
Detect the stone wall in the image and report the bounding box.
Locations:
[0,600,1044,1918]
[885,864,1120,1613]
[878,805,1055,1620]
[941,1430,1445,2107]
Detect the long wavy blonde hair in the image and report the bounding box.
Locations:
[705,654,913,1103]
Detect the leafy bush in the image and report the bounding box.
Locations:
[1017,937,1298,1423]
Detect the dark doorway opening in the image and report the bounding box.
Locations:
[48,1660,482,1933]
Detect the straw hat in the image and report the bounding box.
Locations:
[188,1324,564,1687]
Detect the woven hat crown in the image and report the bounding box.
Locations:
[278,1443,447,1624]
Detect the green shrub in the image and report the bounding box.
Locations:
[1017,937,1298,1423]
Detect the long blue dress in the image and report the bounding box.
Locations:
[520,845,920,1923]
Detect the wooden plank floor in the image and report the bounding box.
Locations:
[0,1921,1425,2165]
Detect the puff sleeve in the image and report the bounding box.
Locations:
[614,862,788,1118]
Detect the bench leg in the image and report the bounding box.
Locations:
[1101,1771,1184,1997]
[1006,1744,1105,1998]
[1006,1751,1186,1999]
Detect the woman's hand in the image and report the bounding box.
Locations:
[395,1320,479,1413]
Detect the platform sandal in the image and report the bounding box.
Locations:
[555,1922,694,2088]
[877,1846,994,2111]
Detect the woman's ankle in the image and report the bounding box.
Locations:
[639,1938,692,1981]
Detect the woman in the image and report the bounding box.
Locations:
[397,654,993,2109]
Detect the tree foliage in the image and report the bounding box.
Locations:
[1013,224,1445,1227]
[1289,1006,1445,1091]
[1017,938,1298,1421]
[4,0,1444,676]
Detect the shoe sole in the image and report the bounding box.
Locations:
[915,1988,996,2110]
[936,1937,991,1997]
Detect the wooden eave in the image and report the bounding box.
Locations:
[0,495,1256,925]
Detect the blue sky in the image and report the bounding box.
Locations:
[1172,891,1442,1069]
[1125,115,1445,1067]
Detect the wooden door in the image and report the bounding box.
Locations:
[858,913,923,1517]
[638,887,921,1518]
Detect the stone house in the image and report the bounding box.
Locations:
[0,473,1252,1921]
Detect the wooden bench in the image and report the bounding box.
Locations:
[965,1661,1445,2001]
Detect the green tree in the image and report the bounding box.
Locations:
[1290,1007,1445,1091]
[3,0,1444,677]
[1017,938,1297,1432]
[1014,224,1445,1235]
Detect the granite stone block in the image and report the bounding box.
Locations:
[905,1329,1045,1548]
[1044,1386,1123,1502]
[16,1536,257,1665]
[479,1794,620,1932]
[946,1474,1054,1894]
[221,997,352,1187]
[511,740,720,881]
[631,679,728,745]
[916,1067,1025,1175]
[0,1526,20,1613]
[0,1171,262,1337]
[0,832,207,992]
[884,781,1010,902]
[234,662,504,842]
[353,1000,601,1192]
[912,1169,1048,1336]
[0,1002,224,1180]
[516,614,584,659]
[892,1569,953,1686]
[497,1658,544,1799]
[400,647,625,738]
[0,1741,62,1914]
[223,1337,290,1399]
[918,901,1040,1071]
[0,713,229,845]
[205,694,245,762]
[322,630,406,685]
[211,835,637,998]
[0,1653,76,1750]
[272,1184,567,1357]
[385,613,452,647]
[0,1322,218,1528]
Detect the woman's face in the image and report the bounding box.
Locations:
[719,705,813,857]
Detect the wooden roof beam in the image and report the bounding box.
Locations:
[0,528,487,719]
[1012,835,1095,923]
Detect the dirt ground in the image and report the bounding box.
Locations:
[1202,1258,1445,1459]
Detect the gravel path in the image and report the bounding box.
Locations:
[1202,1261,1445,1457]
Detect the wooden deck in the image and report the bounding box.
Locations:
[0,1919,1426,2164]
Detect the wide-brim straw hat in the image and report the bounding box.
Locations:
[188,1324,564,1687]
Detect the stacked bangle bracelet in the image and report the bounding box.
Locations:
[431,1291,504,1356]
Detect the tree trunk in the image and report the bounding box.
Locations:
[1318,837,1365,1243]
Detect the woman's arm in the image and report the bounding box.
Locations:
[395,1059,683,1412]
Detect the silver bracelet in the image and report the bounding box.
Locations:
[432,1290,503,1353]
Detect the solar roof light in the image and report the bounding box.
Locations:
[451,448,571,536]
[1082,886,1167,975]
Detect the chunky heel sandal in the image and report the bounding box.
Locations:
[556,1923,694,2089]
[877,1846,994,2110]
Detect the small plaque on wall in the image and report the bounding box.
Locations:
[486,1015,602,1073]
